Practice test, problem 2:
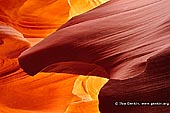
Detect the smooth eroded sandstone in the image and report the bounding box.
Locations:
[0,24,30,76]
[99,47,170,113]
[19,0,170,80]
[0,0,108,38]
[0,23,107,113]
[1,0,170,113]
[0,24,30,58]
[0,33,107,113]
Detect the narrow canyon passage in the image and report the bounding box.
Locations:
[1,0,170,113]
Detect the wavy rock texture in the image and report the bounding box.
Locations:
[68,0,108,18]
[19,0,170,79]
[0,0,108,38]
[1,0,170,113]
[0,1,109,112]
[99,47,170,113]
[0,24,30,58]
[0,24,30,76]
[0,69,107,113]
[0,24,108,113]
[18,0,170,113]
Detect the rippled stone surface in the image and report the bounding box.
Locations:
[0,0,107,38]
[0,19,107,113]
[99,47,170,113]
[0,24,30,58]
[1,0,170,113]
[18,0,170,113]
[0,34,107,113]
[19,0,170,79]
[0,24,30,75]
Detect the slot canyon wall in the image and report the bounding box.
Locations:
[0,0,170,113]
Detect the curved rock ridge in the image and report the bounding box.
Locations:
[65,75,108,113]
[0,0,108,38]
[0,24,30,59]
[2,0,170,113]
[19,0,170,80]
[99,47,170,113]
[0,25,108,113]
[0,24,30,75]
[0,22,107,113]
[68,0,109,18]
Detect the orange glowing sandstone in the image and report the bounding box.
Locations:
[0,14,108,113]
[1,0,170,113]
[0,1,108,113]
[0,0,108,38]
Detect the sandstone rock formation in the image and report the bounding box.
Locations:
[0,24,30,76]
[19,0,170,79]
[99,47,170,113]
[1,0,170,113]
[0,0,108,38]
[0,1,109,112]
[18,0,170,113]
[0,24,108,113]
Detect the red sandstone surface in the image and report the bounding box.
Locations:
[1,0,170,113]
